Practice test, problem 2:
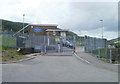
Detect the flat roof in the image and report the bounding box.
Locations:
[46,29,68,32]
[29,24,58,27]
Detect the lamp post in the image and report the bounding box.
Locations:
[99,19,104,59]
[100,19,104,39]
[23,14,25,34]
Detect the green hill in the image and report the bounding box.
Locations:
[1,19,28,32]
[108,37,120,48]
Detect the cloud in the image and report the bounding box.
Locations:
[64,2,117,30]
[0,0,118,40]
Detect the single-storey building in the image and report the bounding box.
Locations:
[27,24,58,36]
[27,24,68,39]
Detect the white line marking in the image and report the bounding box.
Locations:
[74,53,90,64]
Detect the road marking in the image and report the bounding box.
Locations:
[74,53,90,64]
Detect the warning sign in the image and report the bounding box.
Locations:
[55,38,60,42]
[55,36,60,43]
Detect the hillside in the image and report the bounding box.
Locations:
[1,19,28,32]
[108,37,120,42]
[108,37,120,48]
[68,31,84,41]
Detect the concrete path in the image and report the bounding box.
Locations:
[75,46,118,72]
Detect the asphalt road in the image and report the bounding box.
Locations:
[2,54,118,82]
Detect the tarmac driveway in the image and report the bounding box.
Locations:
[2,54,118,82]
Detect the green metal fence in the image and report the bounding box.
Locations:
[1,35,16,47]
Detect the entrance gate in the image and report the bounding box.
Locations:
[45,36,76,56]
[16,33,76,56]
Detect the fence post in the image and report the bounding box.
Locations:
[98,48,100,58]
[110,48,112,64]
[58,44,61,53]
[44,36,46,54]
[105,39,108,59]
[73,35,76,53]
[47,36,50,46]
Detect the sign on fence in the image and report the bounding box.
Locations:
[55,36,60,44]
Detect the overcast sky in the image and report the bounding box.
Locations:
[0,0,118,40]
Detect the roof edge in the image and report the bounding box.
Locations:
[29,24,58,26]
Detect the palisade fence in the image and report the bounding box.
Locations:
[0,30,16,48]
[84,36,119,63]
[1,30,76,54]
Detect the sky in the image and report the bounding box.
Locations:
[0,0,119,40]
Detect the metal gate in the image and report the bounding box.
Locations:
[16,33,76,55]
[45,35,76,56]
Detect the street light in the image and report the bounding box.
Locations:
[100,19,104,39]
[23,14,25,34]
[99,19,105,59]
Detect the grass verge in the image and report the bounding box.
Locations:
[1,46,28,62]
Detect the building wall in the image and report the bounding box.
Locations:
[46,31,60,36]
[28,25,57,36]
